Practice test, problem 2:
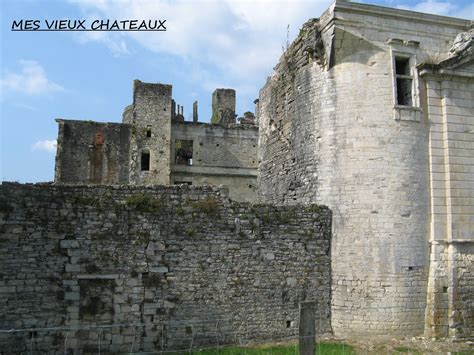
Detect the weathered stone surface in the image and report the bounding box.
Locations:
[55,120,131,184]
[55,81,258,202]
[257,0,472,339]
[0,182,331,353]
[211,89,236,125]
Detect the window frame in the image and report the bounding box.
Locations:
[388,39,422,121]
[394,56,414,106]
[391,52,419,108]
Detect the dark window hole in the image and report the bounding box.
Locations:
[141,150,150,171]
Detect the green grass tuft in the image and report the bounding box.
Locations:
[125,193,162,212]
[169,342,355,354]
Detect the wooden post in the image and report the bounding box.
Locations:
[299,301,315,355]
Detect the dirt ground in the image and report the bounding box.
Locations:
[321,335,474,354]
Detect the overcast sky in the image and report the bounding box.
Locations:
[1,0,472,183]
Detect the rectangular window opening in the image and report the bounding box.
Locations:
[395,57,410,75]
[395,56,413,106]
[175,139,193,166]
[141,151,150,171]
[146,125,152,138]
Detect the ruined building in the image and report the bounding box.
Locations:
[0,1,473,352]
[55,80,258,202]
[258,1,473,339]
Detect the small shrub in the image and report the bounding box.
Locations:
[125,193,162,213]
[90,233,106,241]
[276,211,295,223]
[136,231,151,244]
[306,205,323,213]
[185,227,195,237]
[72,195,99,207]
[193,197,219,214]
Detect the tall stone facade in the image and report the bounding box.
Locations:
[257,0,473,339]
[55,80,258,201]
[0,183,331,353]
[129,81,172,185]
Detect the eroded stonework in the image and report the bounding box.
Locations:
[0,183,331,352]
[55,81,258,202]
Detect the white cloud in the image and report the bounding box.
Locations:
[69,0,332,86]
[396,0,473,19]
[1,60,64,95]
[73,12,130,56]
[32,139,57,153]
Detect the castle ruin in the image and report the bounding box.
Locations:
[0,0,473,352]
[55,80,259,202]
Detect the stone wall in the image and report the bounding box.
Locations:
[0,182,331,353]
[172,122,258,170]
[171,122,258,201]
[452,244,474,338]
[257,1,471,338]
[55,120,131,184]
[420,45,474,338]
[171,172,257,202]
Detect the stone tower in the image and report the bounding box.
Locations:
[257,1,472,338]
[128,80,172,185]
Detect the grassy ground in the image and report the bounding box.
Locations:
[172,342,356,354]
[167,341,474,354]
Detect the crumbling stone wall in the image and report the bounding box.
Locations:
[55,120,131,184]
[211,89,236,125]
[171,122,258,201]
[258,18,328,205]
[172,123,257,169]
[0,183,331,353]
[55,81,259,202]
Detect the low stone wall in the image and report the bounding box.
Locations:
[0,183,331,353]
